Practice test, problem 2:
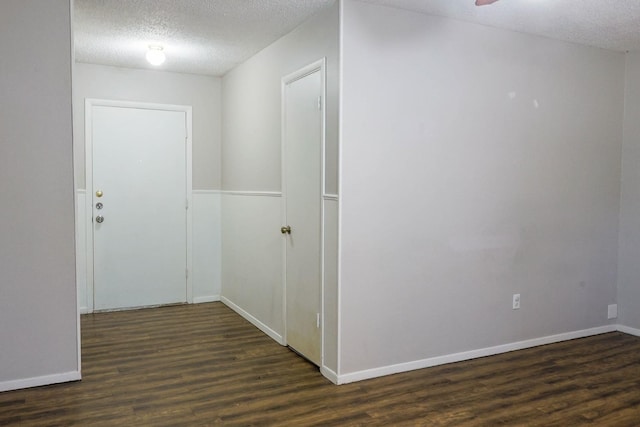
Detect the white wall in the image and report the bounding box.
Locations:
[0,0,79,391]
[221,194,284,341]
[73,63,222,190]
[73,64,222,308]
[618,53,640,331]
[339,0,624,379]
[221,2,340,374]
[192,191,222,303]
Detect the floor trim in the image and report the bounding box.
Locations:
[221,296,284,345]
[337,325,617,384]
[0,371,81,393]
[617,324,640,337]
[320,366,339,384]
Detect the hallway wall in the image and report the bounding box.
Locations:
[221,2,340,374]
[0,0,78,391]
[618,52,640,331]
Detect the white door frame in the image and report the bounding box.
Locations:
[281,58,327,363]
[84,99,193,313]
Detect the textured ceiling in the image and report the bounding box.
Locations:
[74,0,335,76]
[74,0,640,77]
[366,0,640,53]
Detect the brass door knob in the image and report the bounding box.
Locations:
[281,225,291,234]
[96,190,103,198]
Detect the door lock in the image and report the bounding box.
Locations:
[280,225,291,234]
[95,215,105,224]
[95,202,103,210]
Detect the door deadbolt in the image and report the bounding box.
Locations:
[95,202,103,210]
[95,215,105,224]
[281,225,291,234]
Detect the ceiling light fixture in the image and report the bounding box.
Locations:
[146,45,166,66]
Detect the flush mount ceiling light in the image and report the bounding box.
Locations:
[475,0,500,5]
[146,45,166,66]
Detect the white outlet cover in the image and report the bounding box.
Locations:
[608,304,618,319]
[512,294,521,310]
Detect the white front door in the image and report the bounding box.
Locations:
[90,104,188,311]
[283,62,324,366]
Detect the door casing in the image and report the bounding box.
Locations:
[84,99,193,313]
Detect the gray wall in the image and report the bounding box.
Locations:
[618,53,640,329]
[0,0,78,387]
[73,63,222,190]
[340,0,624,375]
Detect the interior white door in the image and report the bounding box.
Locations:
[91,105,187,310]
[283,67,323,366]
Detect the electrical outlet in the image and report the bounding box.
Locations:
[512,294,521,310]
[608,304,618,319]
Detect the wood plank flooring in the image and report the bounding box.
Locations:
[1,302,640,426]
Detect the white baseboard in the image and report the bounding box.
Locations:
[320,366,339,384]
[193,295,221,304]
[0,371,81,393]
[221,296,284,345]
[79,306,89,314]
[617,324,640,336]
[337,325,616,384]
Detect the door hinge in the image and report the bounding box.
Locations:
[186,268,189,279]
[317,95,322,111]
[186,199,189,210]
[316,313,321,329]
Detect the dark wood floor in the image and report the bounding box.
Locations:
[1,303,640,426]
